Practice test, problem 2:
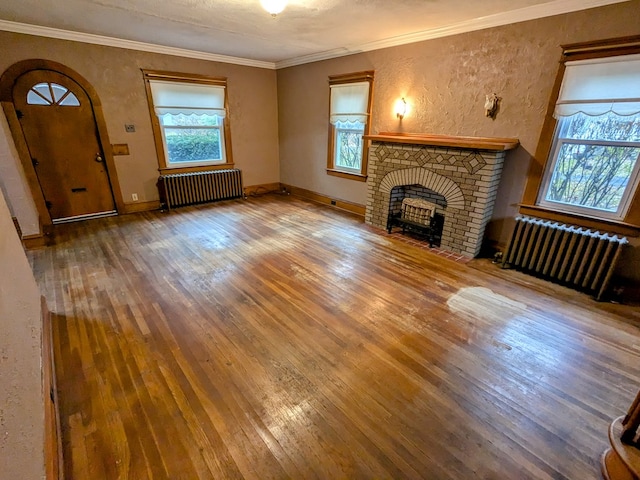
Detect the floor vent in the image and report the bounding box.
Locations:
[501,216,628,300]
[158,169,243,210]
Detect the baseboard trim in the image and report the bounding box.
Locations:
[22,233,47,249]
[244,183,282,197]
[121,200,161,214]
[281,184,365,217]
[12,216,22,237]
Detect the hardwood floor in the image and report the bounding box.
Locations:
[28,194,640,480]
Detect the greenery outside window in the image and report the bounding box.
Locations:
[143,70,233,173]
[159,110,224,166]
[327,71,374,181]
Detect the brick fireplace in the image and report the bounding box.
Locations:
[364,133,519,257]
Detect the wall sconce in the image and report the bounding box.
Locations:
[260,0,287,16]
[396,98,407,120]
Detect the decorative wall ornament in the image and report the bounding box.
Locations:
[484,93,501,119]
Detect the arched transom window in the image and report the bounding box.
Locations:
[26,82,80,106]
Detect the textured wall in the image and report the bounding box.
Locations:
[0,188,45,479]
[277,0,640,278]
[0,31,280,226]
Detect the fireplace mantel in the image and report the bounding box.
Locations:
[364,132,520,151]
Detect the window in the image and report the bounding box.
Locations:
[327,72,374,181]
[159,109,223,165]
[143,71,232,172]
[539,54,640,220]
[27,82,79,106]
[334,121,365,171]
[520,37,640,233]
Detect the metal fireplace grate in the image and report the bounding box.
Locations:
[387,197,444,247]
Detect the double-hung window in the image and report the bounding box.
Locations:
[327,72,374,181]
[538,54,640,221]
[143,71,232,171]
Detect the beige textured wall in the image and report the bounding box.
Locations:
[0,30,279,218]
[277,0,640,278]
[0,187,45,479]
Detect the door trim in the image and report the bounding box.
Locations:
[0,59,124,228]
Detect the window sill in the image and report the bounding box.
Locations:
[518,204,640,237]
[326,169,367,182]
[159,163,235,175]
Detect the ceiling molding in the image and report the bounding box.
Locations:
[0,0,630,71]
[0,19,277,70]
[275,0,630,69]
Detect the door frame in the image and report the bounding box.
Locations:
[0,59,124,228]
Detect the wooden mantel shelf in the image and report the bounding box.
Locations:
[364,132,520,151]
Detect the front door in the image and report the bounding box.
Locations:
[13,70,116,222]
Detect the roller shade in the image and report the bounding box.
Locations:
[330,82,370,124]
[149,80,226,118]
[554,53,640,117]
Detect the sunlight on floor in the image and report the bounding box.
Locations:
[447,287,527,322]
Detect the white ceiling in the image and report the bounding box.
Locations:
[0,0,629,69]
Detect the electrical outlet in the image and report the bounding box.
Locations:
[330,200,336,205]
[125,124,136,133]
[131,193,138,201]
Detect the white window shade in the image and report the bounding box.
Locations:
[330,82,370,124]
[554,54,640,117]
[149,80,226,117]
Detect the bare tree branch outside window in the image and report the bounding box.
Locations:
[335,122,364,170]
[545,112,640,213]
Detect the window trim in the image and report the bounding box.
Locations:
[142,69,234,174]
[520,35,640,236]
[326,71,374,182]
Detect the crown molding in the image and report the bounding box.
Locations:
[0,0,630,71]
[0,19,276,70]
[275,0,630,69]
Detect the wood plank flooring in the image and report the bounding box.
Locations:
[28,194,640,479]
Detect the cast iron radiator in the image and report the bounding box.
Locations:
[157,169,243,210]
[501,215,628,300]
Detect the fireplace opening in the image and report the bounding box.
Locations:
[386,184,446,247]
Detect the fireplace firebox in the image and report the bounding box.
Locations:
[387,197,444,247]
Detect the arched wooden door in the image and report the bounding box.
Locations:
[13,70,116,222]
